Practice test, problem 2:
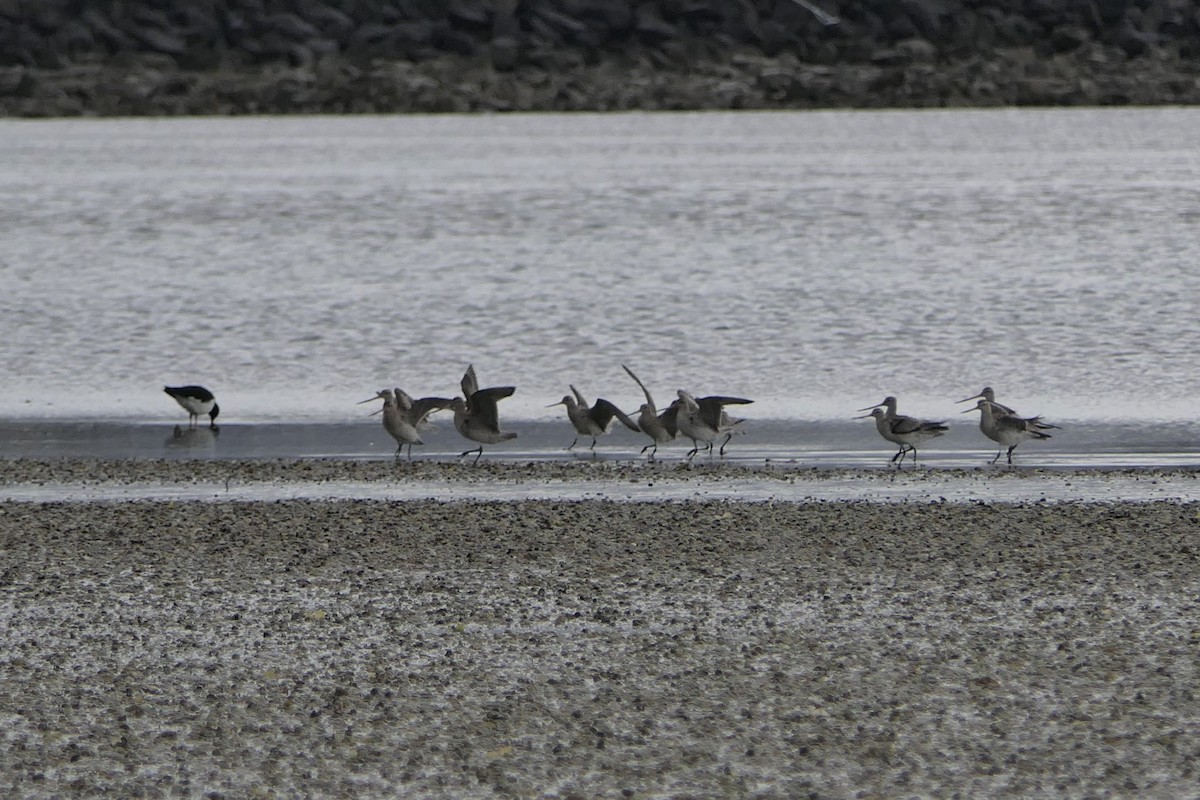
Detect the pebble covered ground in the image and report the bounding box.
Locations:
[2,461,1200,797]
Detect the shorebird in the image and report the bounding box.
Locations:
[357,388,453,460]
[547,385,640,452]
[622,364,679,458]
[855,397,948,466]
[675,390,753,460]
[961,398,1052,465]
[449,364,517,464]
[164,385,220,429]
[957,387,1059,430]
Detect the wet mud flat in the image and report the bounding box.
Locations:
[2,492,1199,798]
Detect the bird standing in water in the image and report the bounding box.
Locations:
[547,384,640,452]
[675,390,753,460]
[855,396,947,466]
[622,364,679,458]
[164,385,220,429]
[358,388,453,460]
[960,398,1052,465]
[450,364,518,463]
[957,387,1059,430]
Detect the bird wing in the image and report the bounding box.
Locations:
[569,384,588,407]
[659,402,680,437]
[409,396,454,426]
[677,390,701,413]
[592,398,640,432]
[622,364,657,411]
[393,388,415,412]
[472,386,515,430]
[461,365,479,401]
[698,396,753,428]
[889,415,946,435]
[165,385,215,402]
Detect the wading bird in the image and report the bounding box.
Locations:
[961,398,1052,465]
[622,364,679,458]
[358,388,453,460]
[450,364,517,464]
[957,387,1059,430]
[547,384,639,452]
[855,397,947,466]
[164,385,220,429]
[676,390,753,461]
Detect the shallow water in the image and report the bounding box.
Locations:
[2,416,1198,503]
[2,416,1198,467]
[3,109,1200,427]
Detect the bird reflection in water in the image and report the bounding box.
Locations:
[165,424,220,450]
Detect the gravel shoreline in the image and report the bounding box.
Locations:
[2,456,1199,487]
[3,480,1199,797]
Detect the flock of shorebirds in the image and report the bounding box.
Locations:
[350,364,755,464]
[165,366,1059,466]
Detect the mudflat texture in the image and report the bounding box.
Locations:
[2,498,1199,798]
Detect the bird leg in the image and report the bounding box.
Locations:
[991,448,1003,464]
[567,437,578,450]
[460,446,483,463]
[1006,445,1017,465]
[719,432,733,456]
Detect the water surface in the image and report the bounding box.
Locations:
[3,109,1199,429]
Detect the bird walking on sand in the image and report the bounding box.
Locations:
[622,364,679,458]
[957,387,1059,430]
[547,384,640,452]
[164,385,220,429]
[450,364,517,464]
[676,390,753,461]
[961,398,1052,465]
[358,388,453,460]
[855,396,947,466]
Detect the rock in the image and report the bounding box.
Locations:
[51,19,96,59]
[432,25,478,56]
[570,0,635,32]
[1050,24,1091,53]
[872,37,938,66]
[263,13,321,42]
[129,25,188,56]
[491,35,520,71]
[0,65,35,95]
[900,0,951,38]
[447,0,490,28]
[634,4,678,43]
[298,4,355,40]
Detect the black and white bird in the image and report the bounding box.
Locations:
[164,385,220,429]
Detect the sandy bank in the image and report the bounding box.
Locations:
[2,497,1198,797]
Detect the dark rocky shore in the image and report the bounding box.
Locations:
[2,0,1199,117]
